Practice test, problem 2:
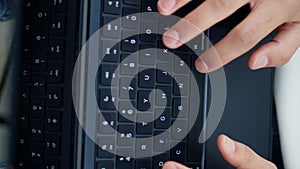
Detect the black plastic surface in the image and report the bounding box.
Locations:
[204,26,274,169]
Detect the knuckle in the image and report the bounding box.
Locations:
[279,54,292,66]
[212,0,234,11]
[233,26,257,46]
[242,146,252,163]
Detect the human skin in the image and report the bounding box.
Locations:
[163,135,277,169]
[157,0,300,73]
[156,0,298,167]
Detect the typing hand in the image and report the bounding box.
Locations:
[163,135,276,169]
[157,0,300,73]
[162,134,277,169]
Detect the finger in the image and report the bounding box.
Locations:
[162,161,189,169]
[195,1,286,73]
[157,0,192,16]
[249,22,300,69]
[217,134,277,169]
[162,0,249,49]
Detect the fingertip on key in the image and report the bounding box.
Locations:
[195,58,209,73]
[163,29,181,48]
[158,0,176,12]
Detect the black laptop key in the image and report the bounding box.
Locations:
[29,143,44,167]
[157,41,174,62]
[100,64,118,86]
[138,68,155,88]
[20,64,31,83]
[29,120,44,142]
[46,110,61,131]
[154,108,171,129]
[97,136,116,158]
[122,33,139,52]
[119,77,136,99]
[136,113,153,135]
[103,0,121,15]
[135,159,152,169]
[102,16,121,39]
[45,134,60,155]
[141,19,157,43]
[51,0,66,12]
[124,0,139,6]
[137,90,153,111]
[141,0,158,15]
[153,153,169,169]
[101,40,120,63]
[153,131,170,153]
[34,30,49,48]
[97,160,114,169]
[34,2,50,25]
[19,108,29,128]
[116,148,134,169]
[156,85,172,106]
[31,73,46,94]
[120,54,138,75]
[117,124,135,146]
[139,43,156,66]
[48,62,64,84]
[99,88,117,110]
[118,101,136,122]
[18,132,28,152]
[98,112,117,134]
[170,142,186,162]
[30,97,45,118]
[50,14,65,36]
[49,38,65,60]
[171,120,187,140]
[156,64,172,84]
[122,7,140,29]
[47,86,63,107]
[44,158,60,169]
[135,137,153,157]
[172,98,188,118]
[16,158,27,169]
[20,86,30,105]
[32,50,47,71]
[174,54,190,74]
[173,75,189,96]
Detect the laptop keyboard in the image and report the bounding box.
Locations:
[16,0,206,168]
[94,0,207,169]
[16,0,77,168]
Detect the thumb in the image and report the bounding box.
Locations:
[217,134,277,169]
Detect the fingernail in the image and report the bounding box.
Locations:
[223,135,235,154]
[164,30,180,47]
[195,58,209,73]
[158,0,176,12]
[253,55,268,69]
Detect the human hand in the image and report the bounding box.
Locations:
[162,134,277,169]
[157,0,300,73]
